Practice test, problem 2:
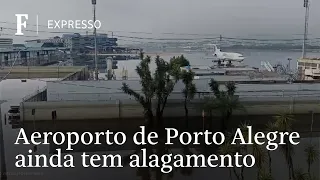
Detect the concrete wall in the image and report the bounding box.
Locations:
[21,101,124,121]
[46,80,320,101]
[0,66,88,79]
[62,66,89,81]
[21,98,320,121]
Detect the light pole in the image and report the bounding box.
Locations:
[287,58,292,72]
[92,0,99,80]
[302,0,310,58]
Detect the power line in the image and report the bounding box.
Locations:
[0,27,219,41]
[3,27,320,42]
[1,27,220,41]
[1,27,83,34]
[0,21,223,37]
[1,20,318,41]
[0,27,217,41]
[113,34,219,41]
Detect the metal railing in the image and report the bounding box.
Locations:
[22,86,47,102]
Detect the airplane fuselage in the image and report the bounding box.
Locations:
[214,52,245,61]
[210,44,245,61]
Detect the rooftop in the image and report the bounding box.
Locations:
[13,44,26,48]
[0,38,13,40]
[0,66,86,79]
[298,58,320,63]
[0,46,69,53]
[62,33,109,38]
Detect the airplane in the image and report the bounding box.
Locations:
[205,44,245,61]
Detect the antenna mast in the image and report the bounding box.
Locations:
[302,0,310,58]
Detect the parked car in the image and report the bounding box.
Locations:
[7,106,20,122]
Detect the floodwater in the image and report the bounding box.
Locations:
[111,50,320,80]
[0,50,319,180]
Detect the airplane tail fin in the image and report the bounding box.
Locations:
[211,44,220,55]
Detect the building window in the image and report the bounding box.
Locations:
[312,63,317,67]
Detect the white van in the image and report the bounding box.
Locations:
[7,106,20,121]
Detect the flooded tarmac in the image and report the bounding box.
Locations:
[0,79,319,180]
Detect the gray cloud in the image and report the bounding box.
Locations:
[0,0,318,43]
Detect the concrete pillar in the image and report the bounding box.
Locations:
[106,58,113,80]
[21,51,27,65]
[0,53,3,66]
[4,54,8,66]
[36,52,40,65]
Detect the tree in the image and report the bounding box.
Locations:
[273,113,296,180]
[181,70,197,130]
[237,122,266,180]
[305,145,319,179]
[258,170,274,180]
[264,121,277,175]
[169,55,189,70]
[122,54,177,180]
[167,55,196,131]
[218,137,239,180]
[122,54,175,132]
[294,168,309,180]
[122,54,155,129]
[252,140,267,178]
[305,110,319,180]
[207,79,244,132]
[168,55,190,82]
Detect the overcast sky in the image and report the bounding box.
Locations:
[0,0,319,43]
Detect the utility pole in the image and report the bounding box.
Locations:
[92,0,99,80]
[302,0,310,58]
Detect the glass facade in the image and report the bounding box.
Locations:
[62,33,118,53]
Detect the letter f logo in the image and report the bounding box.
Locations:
[15,14,28,36]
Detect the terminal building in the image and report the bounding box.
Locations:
[0,42,68,66]
[0,33,141,69]
[297,58,320,80]
[24,33,118,54]
[62,33,118,53]
[60,33,141,69]
[25,36,64,47]
[0,38,13,49]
